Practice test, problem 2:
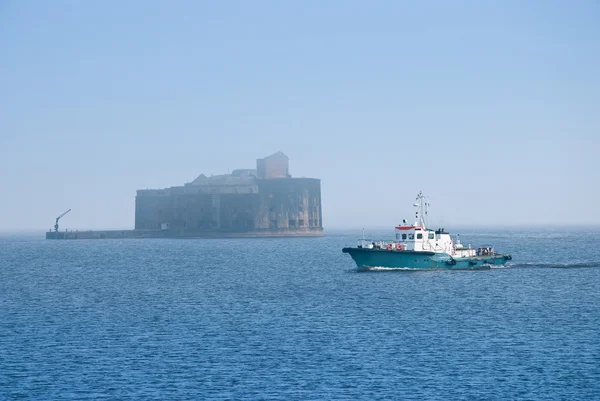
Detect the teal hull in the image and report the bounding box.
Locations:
[342,248,511,270]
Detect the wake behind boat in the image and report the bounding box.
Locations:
[342,192,512,270]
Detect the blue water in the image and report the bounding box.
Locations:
[1,228,600,400]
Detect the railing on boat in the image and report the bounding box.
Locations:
[421,242,447,252]
[357,239,407,250]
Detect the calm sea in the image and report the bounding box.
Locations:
[1,228,599,400]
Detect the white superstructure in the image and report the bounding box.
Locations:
[393,191,476,257]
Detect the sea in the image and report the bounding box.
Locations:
[1,227,599,400]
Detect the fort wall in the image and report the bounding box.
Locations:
[133,152,323,237]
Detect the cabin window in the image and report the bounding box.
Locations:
[428,232,435,239]
[396,233,400,240]
[417,233,423,239]
[402,234,407,240]
[408,233,414,240]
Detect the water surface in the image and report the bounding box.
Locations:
[1,228,599,400]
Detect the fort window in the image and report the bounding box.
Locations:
[298,219,304,226]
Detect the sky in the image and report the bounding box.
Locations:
[1,0,599,231]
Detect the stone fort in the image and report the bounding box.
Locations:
[134,152,323,237]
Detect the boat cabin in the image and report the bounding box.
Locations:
[394,223,455,253]
[392,224,476,257]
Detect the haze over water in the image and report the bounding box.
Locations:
[1,1,599,230]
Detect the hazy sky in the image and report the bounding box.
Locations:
[1,0,599,231]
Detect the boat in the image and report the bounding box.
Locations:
[342,191,512,270]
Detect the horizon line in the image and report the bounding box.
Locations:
[2,223,600,234]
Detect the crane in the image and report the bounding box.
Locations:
[54,209,71,232]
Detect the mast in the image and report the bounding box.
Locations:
[414,191,429,229]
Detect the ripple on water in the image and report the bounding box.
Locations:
[1,230,600,400]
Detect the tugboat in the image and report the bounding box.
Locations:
[342,192,512,270]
